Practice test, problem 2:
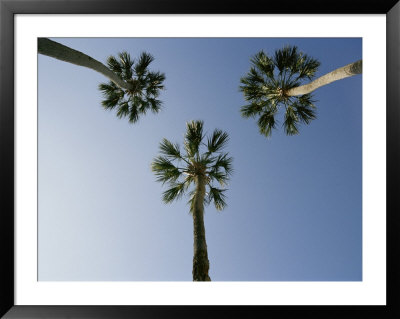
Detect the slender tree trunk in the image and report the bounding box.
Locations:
[286,60,362,96]
[37,38,133,90]
[192,175,211,281]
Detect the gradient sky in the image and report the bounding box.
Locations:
[38,37,362,281]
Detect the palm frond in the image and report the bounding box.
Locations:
[251,50,275,79]
[293,102,316,125]
[258,108,278,137]
[184,120,204,157]
[199,153,217,167]
[274,45,299,74]
[151,156,182,185]
[116,101,130,119]
[162,181,187,203]
[134,52,154,77]
[146,98,162,113]
[212,153,233,176]
[136,98,149,115]
[241,100,267,118]
[283,106,300,135]
[207,186,227,211]
[296,54,321,80]
[99,81,124,109]
[297,93,316,107]
[127,103,139,123]
[146,71,166,95]
[245,67,265,84]
[239,81,266,101]
[208,170,229,187]
[207,129,229,154]
[239,66,270,102]
[118,52,134,79]
[98,82,117,95]
[183,173,195,186]
[106,55,122,76]
[152,155,177,171]
[159,138,182,160]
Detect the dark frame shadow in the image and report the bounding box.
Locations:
[1,0,399,318]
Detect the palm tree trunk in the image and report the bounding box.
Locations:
[38,38,133,91]
[192,175,211,281]
[286,60,362,96]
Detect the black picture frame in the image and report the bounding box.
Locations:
[1,1,399,318]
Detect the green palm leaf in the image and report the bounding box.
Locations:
[118,52,134,79]
[145,71,166,96]
[212,153,233,175]
[151,156,182,185]
[99,82,124,109]
[208,170,228,187]
[134,52,154,77]
[250,50,274,79]
[159,138,182,160]
[284,106,300,135]
[296,54,320,80]
[184,120,204,158]
[294,103,316,124]
[258,107,277,137]
[146,98,162,113]
[106,55,122,76]
[162,182,187,203]
[207,186,227,211]
[207,129,229,154]
[274,45,298,73]
[116,101,130,119]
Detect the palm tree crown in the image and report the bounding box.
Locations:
[240,45,320,136]
[152,120,233,212]
[99,52,166,123]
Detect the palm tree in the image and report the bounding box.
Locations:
[151,120,233,281]
[38,38,165,123]
[239,45,362,137]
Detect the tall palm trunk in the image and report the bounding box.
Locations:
[192,175,211,281]
[38,38,133,90]
[286,60,362,96]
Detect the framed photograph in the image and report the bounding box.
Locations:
[1,0,399,318]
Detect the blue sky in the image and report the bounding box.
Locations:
[38,37,362,281]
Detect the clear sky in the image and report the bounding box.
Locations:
[38,37,362,281]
